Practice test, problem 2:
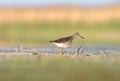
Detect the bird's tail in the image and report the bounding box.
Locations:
[49,41,53,43]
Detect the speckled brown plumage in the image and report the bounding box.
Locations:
[49,35,74,43]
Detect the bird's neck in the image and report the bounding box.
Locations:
[71,35,76,39]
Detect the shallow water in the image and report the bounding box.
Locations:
[0,46,120,56]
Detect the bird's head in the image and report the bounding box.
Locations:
[74,32,85,39]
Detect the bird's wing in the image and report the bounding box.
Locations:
[50,35,72,43]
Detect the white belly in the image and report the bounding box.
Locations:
[53,43,69,48]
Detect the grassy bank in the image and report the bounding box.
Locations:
[0,54,120,81]
[0,21,120,46]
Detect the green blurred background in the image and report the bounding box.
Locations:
[0,21,120,46]
[0,0,120,46]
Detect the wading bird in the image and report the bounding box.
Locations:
[49,32,85,48]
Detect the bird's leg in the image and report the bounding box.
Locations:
[55,47,59,54]
[55,47,62,54]
[56,47,65,54]
[61,48,65,54]
[59,47,64,54]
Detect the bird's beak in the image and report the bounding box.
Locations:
[79,35,85,39]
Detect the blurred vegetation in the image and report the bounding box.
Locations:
[0,54,120,81]
[0,21,120,46]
